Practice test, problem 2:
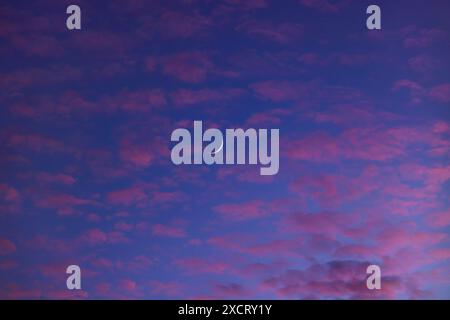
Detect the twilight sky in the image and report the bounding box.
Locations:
[0,0,449,299]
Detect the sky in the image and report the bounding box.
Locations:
[0,0,449,299]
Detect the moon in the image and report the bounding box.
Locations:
[211,140,223,155]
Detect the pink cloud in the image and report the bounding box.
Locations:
[290,174,340,207]
[246,239,303,257]
[1,66,82,94]
[430,248,450,261]
[119,279,138,292]
[0,9,61,58]
[14,88,168,118]
[151,191,185,204]
[392,79,424,92]
[288,170,381,208]
[0,260,18,270]
[162,52,213,83]
[94,61,131,78]
[299,0,344,13]
[213,200,269,221]
[175,258,229,274]
[145,56,157,72]
[298,52,320,65]
[34,193,97,214]
[250,80,311,102]
[298,52,377,68]
[261,260,397,299]
[153,11,212,39]
[381,198,438,217]
[392,79,425,104]
[307,104,384,126]
[71,31,134,55]
[222,0,267,9]
[151,223,187,238]
[119,140,155,168]
[11,34,63,57]
[103,89,167,113]
[429,83,450,103]
[114,221,134,232]
[246,108,291,126]
[216,166,275,184]
[336,53,372,66]
[284,131,340,161]
[91,257,114,269]
[408,54,440,74]
[286,124,440,162]
[335,245,376,258]
[26,235,73,253]
[213,283,250,298]
[126,255,154,272]
[94,282,112,297]
[427,210,450,228]
[0,183,19,202]
[0,238,16,255]
[376,227,446,255]
[0,284,42,299]
[250,80,363,104]
[7,132,73,154]
[207,234,253,252]
[50,91,98,115]
[236,21,303,44]
[170,88,244,107]
[44,290,89,300]
[403,28,446,48]
[282,211,356,238]
[36,172,76,185]
[107,185,148,206]
[80,228,129,245]
[149,280,183,297]
[81,229,108,245]
[101,278,144,298]
[433,121,449,134]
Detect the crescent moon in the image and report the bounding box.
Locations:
[211,140,223,155]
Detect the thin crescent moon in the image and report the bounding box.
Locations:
[211,140,223,155]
